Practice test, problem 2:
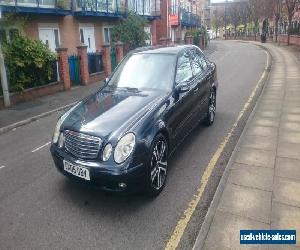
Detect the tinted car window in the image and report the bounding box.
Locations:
[198,51,208,71]
[175,52,193,83]
[191,51,203,76]
[192,50,209,75]
[108,53,176,91]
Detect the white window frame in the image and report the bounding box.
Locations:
[102,26,113,44]
[79,24,96,52]
[38,23,61,49]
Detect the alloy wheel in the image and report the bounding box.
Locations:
[150,139,168,190]
[209,90,216,123]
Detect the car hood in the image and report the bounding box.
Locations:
[62,86,167,139]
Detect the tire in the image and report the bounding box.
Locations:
[203,89,216,126]
[145,133,168,197]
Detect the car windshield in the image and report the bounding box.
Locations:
[108,53,176,91]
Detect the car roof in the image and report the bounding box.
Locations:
[129,45,198,55]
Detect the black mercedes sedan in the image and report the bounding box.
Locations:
[50,45,218,196]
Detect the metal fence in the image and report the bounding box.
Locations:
[48,60,59,83]
[88,52,104,75]
[68,55,81,85]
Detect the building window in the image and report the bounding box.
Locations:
[80,28,85,43]
[38,26,60,52]
[79,26,96,53]
[103,27,112,44]
[0,28,19,43]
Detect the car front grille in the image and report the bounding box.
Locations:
[64,130,102,159]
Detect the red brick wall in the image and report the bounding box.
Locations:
[156,0,169,40]
[0,82,64,110]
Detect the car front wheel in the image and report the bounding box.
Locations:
[145,134,168,197]
[203,89,216,126]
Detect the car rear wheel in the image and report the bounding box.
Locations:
[145,134,168,197]
[203,89,216,126]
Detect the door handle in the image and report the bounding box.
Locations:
[194,88,199,93]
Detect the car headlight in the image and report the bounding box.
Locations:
[52,118,63,143]
[114,133,135,164]
[102,143,112,161]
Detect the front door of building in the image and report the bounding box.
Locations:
[80,27,96,53]
[39,28,59,52]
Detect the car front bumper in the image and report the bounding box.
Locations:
[50,145,147,192]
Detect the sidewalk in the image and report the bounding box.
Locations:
[194,42,300,249]
[0,82,102,132]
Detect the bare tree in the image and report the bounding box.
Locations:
[227,2,243,38]
[284,0,300,45]
[211,7,225,38]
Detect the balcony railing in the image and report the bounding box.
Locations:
[0,0,71,13]
[76,0,160,17]
[180,7,200,27]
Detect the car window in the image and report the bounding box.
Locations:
[190,50,203,76]
[175,52,193,84]
[190,49,209,76]
[198,51,208,71]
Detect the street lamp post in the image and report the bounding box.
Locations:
[0,7,11,107]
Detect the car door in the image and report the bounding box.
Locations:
[169,51,196,141]
[195,50,212,116]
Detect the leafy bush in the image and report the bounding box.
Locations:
[186,27,209,46]
[2,35,57,92]
[111,12,149,49]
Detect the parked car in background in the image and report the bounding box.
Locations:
[50,45,218,196]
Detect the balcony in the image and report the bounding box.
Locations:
[75,0,160,19]
[0,0,71,15]
[180,8,200,27]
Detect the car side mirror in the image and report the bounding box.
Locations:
[175,83,190,94]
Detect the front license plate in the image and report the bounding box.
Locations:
[63,160,90,181]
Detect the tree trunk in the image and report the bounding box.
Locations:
[288,16,292,46]
[275,18,279,43]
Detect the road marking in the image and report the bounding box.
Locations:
[0,165,6,170]
[31,141,51,153]
[165,50,270,250]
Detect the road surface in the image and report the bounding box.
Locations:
[0,40,267,249]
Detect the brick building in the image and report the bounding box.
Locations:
[0,0,160,54]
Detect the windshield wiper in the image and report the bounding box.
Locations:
[118,86,139,92]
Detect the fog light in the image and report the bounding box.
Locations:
[118,183,127,188]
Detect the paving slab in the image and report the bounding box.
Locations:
[271,202,300,246]
[228,165,274,191]
[245,126,278,138]
[255,110,282,119]
[217,183,272,223]
[280,122,300,133]
[239,135,277,151]
[275,157,300,180]
[279,132,300,144]
[273,177,300,207]
[235,148,276,168]
[203,211,269,250]
[278,142,300,160]
[250,117,280,128]
[281,114,300,122]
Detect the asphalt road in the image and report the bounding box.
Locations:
[0,41,267,250]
